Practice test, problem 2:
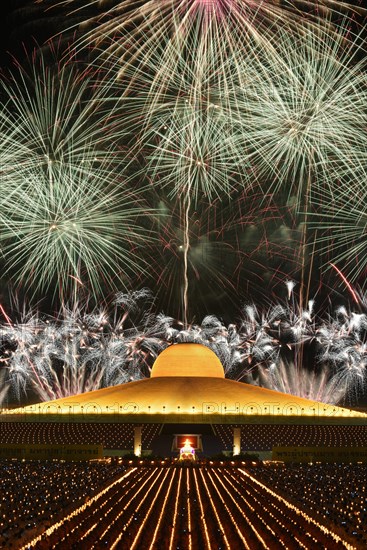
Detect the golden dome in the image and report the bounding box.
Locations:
[150,343,224,378]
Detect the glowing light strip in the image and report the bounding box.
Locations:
[71,469,152,544]
[187,468,193,550]
[109,467,165,548]
[45,468,151,547]
[213,468,276,547]
[84,468,153,545]
[192,469,211,549]
[168,468,183,550]
[129,468,171,549]
[198,469,231,548]
[149,468,178,550]
[206,468,254,549]
[243,473,310,548]
[223,468,306,548]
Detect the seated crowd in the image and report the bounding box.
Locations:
[0,460,365,549]
[0,422,160,450]
[248,462,367,548]
[0,460,126,549]
[214,423,367,451]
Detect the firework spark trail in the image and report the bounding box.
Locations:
[38,1,365,321]
[183,182,191,327]
[142,105,244,322]
[311,182,367,289]
[0,313,54,401]
[137,192,291,319]
[0,305,12,326]
[116,39,247,322]
[58,0,366,134]
[112,25,250,321]
[230,284,367,405]
[144,109,240,200]
[51,0,366,142]
[329,263,360,305]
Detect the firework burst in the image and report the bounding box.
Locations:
[232,25,367,206]
[315,305,367,401]
[0,56,153,300]
[258,359,347,405]
[0,55,116,178]
[59,1,364,54]
[144,106,243,202]
[0,290,164,402]
[0,159,150,299]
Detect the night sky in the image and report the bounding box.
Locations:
[1,2,367,321]
[2,2,367,407]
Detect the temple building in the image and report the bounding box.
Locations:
[2,343,366,459]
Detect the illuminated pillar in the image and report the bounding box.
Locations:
[233,427,241,455]
[134,426,142,457]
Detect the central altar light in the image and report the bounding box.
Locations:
[179,438,196,461]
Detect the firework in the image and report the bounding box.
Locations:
[312,178,367,287]
[0,160,150,299]
[114,40,250,323]
[0,55,117,179]
[0,290,164,401]
[234,296,316,377]
[230,285,367,405]
[258,359,347,405]
[144,106,244,202]
[0,56,153,300]
[1,285,367,405]
[232,25,367,206]
[60,1,364,58]
[315,305,367,401]
[64,3,364,323]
